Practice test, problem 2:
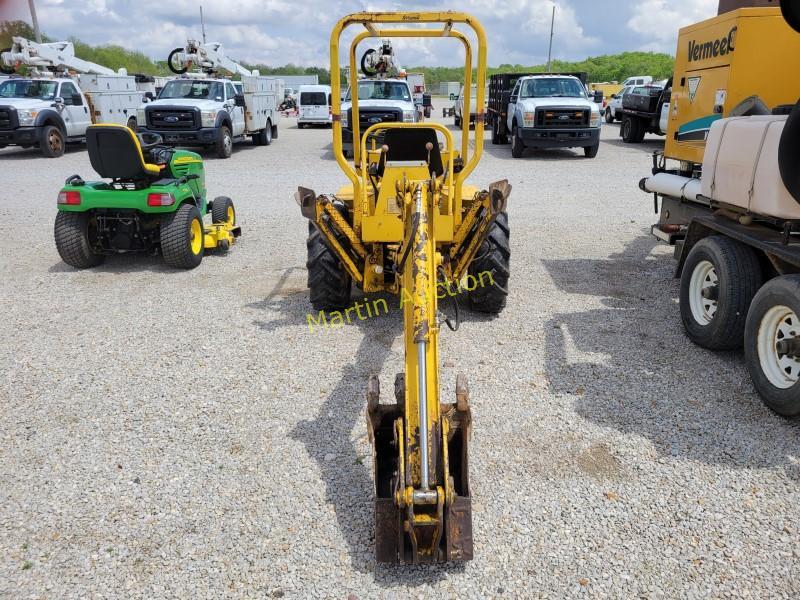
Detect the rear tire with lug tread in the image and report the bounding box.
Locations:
[467,212,510,314]
[511,123,524,158]
[307,227,351,311]
[41,125,65,158]
[215,125,232,159]
[680,236,762,350]
[744,275,800,417]
[54,211,104,268]
[211,196,235,225]
[161,203,204,269]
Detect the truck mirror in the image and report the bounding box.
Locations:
[593,90,604,103]
[145,92,154,101]
[71,93,83,106]
[234,94,246,107]
[52,97,64,107]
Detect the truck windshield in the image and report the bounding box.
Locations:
[346,81,410,102]
[158,80,224,101]
[0,80,58,100]
[521,78,586,99]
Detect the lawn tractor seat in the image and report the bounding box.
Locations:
[86,124,163,183]
[382,127,444,178]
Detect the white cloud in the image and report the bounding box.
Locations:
[626,0,717,53]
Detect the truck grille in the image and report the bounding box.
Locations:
[347,108,403,132]
[147,108,199,130]
[536,108,589,128]
[0,106,18,130]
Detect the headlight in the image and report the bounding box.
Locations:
[18,109,38,126]
[136,108,146,125]
[591,107,602,127]
[403,110,415,123]
[201,110,218,128]
[341,111,348,128]
[523,111,536,127]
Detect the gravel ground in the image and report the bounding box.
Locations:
[1,114,798,600]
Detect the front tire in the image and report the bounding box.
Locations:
[307,227,351,311]
[211,196,235,225]
[511,123,524,158]
[605,108,614,124]
[467,212,510,314]
[744,276,800,417]
[54,212,104,268]
[584,142,600,158]
[680,236,762,350]
[215,125,232,159]
[161,203,204,269]
[41,125,65,158]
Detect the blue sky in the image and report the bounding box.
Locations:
[1,0,718,67]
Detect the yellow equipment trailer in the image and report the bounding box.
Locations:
[666,6,800,166]
[295,12,511,563]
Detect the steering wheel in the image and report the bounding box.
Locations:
[137,131,163,150]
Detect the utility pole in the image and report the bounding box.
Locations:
[200,6,207,43]
[28,0,42,43]
[546,4,555,73]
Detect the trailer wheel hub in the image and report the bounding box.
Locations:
[689,260,719,325]
[758,305,800,389]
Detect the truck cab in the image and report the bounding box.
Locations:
[0,77,92,156]
[505,74,602,158]
[340,78,417,158]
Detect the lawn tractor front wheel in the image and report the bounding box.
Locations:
[211,196,236,226]
[306,226,351,311]
[467,211,510,314]
[161,203,204,269]
[54,211,104,269]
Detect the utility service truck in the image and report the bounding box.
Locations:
[138,41,282,159]
[619,82,671,143]
[640,2,800,416]
[340,39,432,159]
[0,38,148,157]
[487,72,603,158]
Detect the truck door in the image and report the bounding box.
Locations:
[507,79,522,132]
[226,82,245,136]
[59,82,91,137]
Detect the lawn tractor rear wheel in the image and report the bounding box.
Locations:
[307,226,351,311]
[467,211,510,314]
[161,203,204,269]
[54,212,104,269]
[211,196,235,225]
[216,125,233,159]
[680,236,762,350]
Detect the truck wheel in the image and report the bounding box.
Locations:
[584,142,600,158]
[41,125,65,158]
[511,123,524,158]
[605,108,614,124]
[467,212,510,314]
[126,117,137,131]
[161,203,204,269]
[307,226,351,311]
[491,116,500,145]
[744,276,800,417]
[211,196,235,225]
[455,115,461,128]
[215,125,232,159]
[263,120,273,145]
[680,236,762,350]
[54,212,104,269]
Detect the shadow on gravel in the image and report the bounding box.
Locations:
[542,234,800,475]
[47,249,231,274]
[0,145,85,160]
[482,144,586,161]
[246,267,479,582]
[602,137,664,154]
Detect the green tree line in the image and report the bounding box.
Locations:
[2,20,674,84]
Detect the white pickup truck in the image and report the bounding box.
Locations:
[0,74,145,157]
[138,75,282,159]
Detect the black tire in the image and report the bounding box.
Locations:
[744,276,800,417]
[454,115,461,128]
[306,227,351,311]
[621,116,645,143]
[491,116,500,145]
[126,117,137,131]
[215,125,232,159]
[467,212,510,314]
[680,236,762,350]
[161,203,204,269]
[54,212,104,269]
[211,196,235,225]
[605,108,614,124]
[40,125,65,158]
[584,142,600,158]
[511,123,524,158]
[0,48,14,75]
[167,48,188,74]
[263,120,273,145]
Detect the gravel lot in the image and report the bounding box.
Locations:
[1,114,798,599]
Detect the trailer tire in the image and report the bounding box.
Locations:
[584,142,599,158]
[54,212,104,269]
[215,125,233,159]
[467,212,510,315]
[744,275,800,417]
[161,203,204,269]
[680,236,762,351]
[41,125,65,158]
[307,227,351,311]
[510,123,524,158]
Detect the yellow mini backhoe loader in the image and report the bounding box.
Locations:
[295,12,511,564]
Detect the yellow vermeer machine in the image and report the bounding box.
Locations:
[295,12,511,563]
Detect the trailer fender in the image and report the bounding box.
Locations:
[34,109,67,135]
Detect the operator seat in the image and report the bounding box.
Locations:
[382,128,444,178]
[86,124,162,183]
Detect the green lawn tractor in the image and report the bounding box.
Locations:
[54,124,241,269]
